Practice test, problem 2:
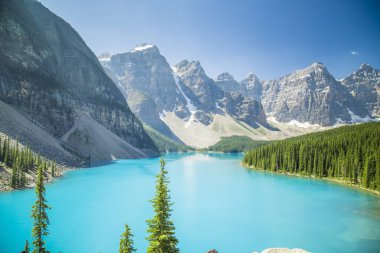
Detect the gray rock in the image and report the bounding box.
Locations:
[215,72,241,93]
[0,0,158,165]
[100,49,269,141]
[260,62,369,126]
[174,60,223,113]
[221,92,268,128]
[174,60,269,127]
[99,44,188,142]
[341,64,380,118]
[240,73,263,101]
[215,72,262,101]
[258,248,310,253]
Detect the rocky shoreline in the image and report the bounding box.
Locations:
[258,248,310,253]
[207,248,309,253]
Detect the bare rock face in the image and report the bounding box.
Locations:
[260,63,369,126]
[240,73,263,101]
[99,44,188,142]
[99,49,269,141]
[174,60,269,128]
[215,72,241,93]
[254,248,310,253]
[217,64,377,127]
[0,0,158,165]
[215,72,262,101]
[221,92,269,128]
[341,64,380,118]
[173,60,223,124]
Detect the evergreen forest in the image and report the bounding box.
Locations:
[243,122,380,191]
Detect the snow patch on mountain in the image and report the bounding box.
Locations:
[268,116,322,129]
[172,67,198,127]
[130,43,154,52]
[286,120,322,129]
[98,52,113,62]
[159,110,167,123]
[347,109,372,123]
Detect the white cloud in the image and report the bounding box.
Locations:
[350,51,359,55]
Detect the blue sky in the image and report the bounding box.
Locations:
[39,0,380,80]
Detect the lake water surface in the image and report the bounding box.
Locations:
[1,153,380,253]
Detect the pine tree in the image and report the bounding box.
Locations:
[24,240,30,253]
[146,159,179,253]
[31,164,50,253]
[11,155,22,188]
[51,162,55,178]
[20,171,27,187]
[119,224,136,253]
[11,160,17,188]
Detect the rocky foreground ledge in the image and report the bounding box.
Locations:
[208,248,310,253]
[257,248,310,253]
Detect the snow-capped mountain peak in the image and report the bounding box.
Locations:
[359,63,373,71]
[98,52,113,62]
[216,72,236,82]
[130,43,156,52]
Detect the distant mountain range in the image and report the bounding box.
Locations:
[0,0,158,167]
[99,44,271,147]
[99,44,379,147]
[0,0,378,164]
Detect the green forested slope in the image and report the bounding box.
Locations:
[243,122,380,191]
[0,134,58,190]
[204,136,268,153]
[143,125,193,153]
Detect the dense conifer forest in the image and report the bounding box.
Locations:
[243,122,380,192]
[143,125,193,153]
[0,134,57,189]
[204,136,269,153]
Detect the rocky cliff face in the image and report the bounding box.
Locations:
[173,60,224,125]
[341,64,380,118]
[214,72,241,93]
[99,47,269,144]
[173,60,269,128]
[215,72,262,101]
[100,44,188,142]
[260,63,369,126]
[0,0,158,165]
[239,73,263,101]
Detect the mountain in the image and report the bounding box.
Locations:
[239,73,263,101]
[215,72,262,101]
[0,0,158,166]
[260,63,370,126]
[99,44,186,142]
[173,60,269,128]
[341,64,380,118]
[172,60,224,125]
[214,72,241,93]
[99,46,270,147]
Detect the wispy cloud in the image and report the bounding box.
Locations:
[350,51,359,55]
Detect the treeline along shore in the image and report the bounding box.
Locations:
[243,122,380,193]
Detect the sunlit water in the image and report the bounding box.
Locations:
[1,153,380,253]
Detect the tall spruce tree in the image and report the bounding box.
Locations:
[119,224,136,253]
[24,240,30,253]
[146,159,179,253]
[31,164,50,253]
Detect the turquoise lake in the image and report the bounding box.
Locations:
[1,153,380,253]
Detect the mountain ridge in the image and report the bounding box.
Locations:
[99,45,270,147]
[0,0,159,166]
